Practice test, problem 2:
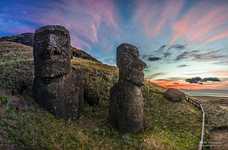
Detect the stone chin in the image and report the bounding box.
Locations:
[123,71,145,87]
[34,60,71,78]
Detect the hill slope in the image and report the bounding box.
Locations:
[0,41,205,149]
[0,33,100,62]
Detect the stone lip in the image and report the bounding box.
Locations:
[164,88,186,102]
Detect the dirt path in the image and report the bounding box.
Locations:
[191,96,228,150]
[211,129,228,150]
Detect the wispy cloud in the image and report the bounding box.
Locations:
[171,0,228,47]
[134,0,184,38]
[174,48,225,62]
[1,0,120,52]
[146,72,163,79]
[177,64,188,68]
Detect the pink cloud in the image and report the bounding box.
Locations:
[71,36,91,50]
[7,0,120,52]
[135,0,184,38]
[171,1,228,46]
[211,71,228,77]
[196,31,228,49]
[82,0,119,31]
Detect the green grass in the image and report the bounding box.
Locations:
[0,41,204,149]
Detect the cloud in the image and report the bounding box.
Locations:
[145,65,150,69]
[196,30,228,49]
[168,44,186,50]
[171,1,228,47]
[103,58,116,65]
[175,51,191,61]
[0,0,120,52]
[202,77,221,82]
[190,49,225,62]
[174,48,224,62]
[134,0,184,38]
[186,77,202,84]
[146,72,163,79]
[163,52,171,57]
[177,64,188,68]
[147,57,161,62]
[157,45,166,52]
[185,77,220,84]
[144,70,150,72]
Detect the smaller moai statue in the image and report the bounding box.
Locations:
[109,43,147,133]
[33,25,83,120]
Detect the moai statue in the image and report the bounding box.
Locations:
[33,25,83,120]
[109,43,146,133]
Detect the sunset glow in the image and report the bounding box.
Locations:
[1,0,228,94]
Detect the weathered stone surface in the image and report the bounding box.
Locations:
[164,88,186,102]
[109,43,146,133]
[33,71,83,120]
[33,25,83,120]
[117,43,145,86]
[33,25,72,78]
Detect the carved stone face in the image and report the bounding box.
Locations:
[117,43,146,86]
[34,25,72,78]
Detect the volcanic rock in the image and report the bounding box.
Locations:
[71,46,100,62]
[164,88,186,102]
[0,33,34,47]
[33,25,83,120]
[109,43,146,134]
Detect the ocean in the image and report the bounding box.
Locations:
[179,89,228,97]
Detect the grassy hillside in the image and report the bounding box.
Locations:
[0,41,205,149]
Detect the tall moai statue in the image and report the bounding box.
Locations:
[109,43,146,133]
[33,25,83,120]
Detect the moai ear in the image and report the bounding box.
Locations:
[71,52,73,59]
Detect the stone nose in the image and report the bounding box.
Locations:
[45,34,61,55]
[134,58,147,70]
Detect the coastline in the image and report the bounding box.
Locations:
[179,89,228,98]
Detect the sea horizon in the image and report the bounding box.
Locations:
[179,89,228,97]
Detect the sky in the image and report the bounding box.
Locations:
[1,0,228,92]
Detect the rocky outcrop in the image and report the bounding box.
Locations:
[33,25,83,120]
[109,43,146,134]
[164,88,186,102]
[71,46,100,62]
[0,33,34,47]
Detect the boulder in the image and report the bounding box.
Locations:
[164,88,186,102]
